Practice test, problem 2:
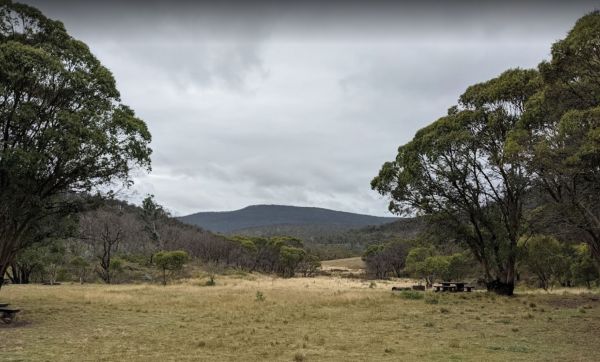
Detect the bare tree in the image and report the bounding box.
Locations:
[80,207,129,284]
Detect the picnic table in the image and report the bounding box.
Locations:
[433,282,474,292]
[0,303,20,324]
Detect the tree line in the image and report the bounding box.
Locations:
[363,236,599,290]
[4,196,321,285]
[372,12,600,295]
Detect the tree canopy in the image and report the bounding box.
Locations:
[0,0,152,287]
[372,69,539,295]
[521,11,600,266]
[372,11,600,294]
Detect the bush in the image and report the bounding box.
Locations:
[363,239,411,279]
[154,250,189,285]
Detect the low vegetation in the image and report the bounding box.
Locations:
[1,276,599,361]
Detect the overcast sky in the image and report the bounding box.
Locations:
[26,0,599,216]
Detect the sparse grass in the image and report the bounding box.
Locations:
[425,295,440,304]
[0,276,599,361]
[398,290,424,300]
[320,257,365,270]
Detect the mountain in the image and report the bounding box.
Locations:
[178,204,399,234]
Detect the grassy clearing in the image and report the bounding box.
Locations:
[1,276,599,361]
[320,257,365,271]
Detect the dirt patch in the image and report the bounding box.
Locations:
[0,319,31,329]
[543,295,600,309]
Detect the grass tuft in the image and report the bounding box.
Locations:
[398,290,424,300]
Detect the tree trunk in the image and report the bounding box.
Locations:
[0,249,17,291]
[7,264,19,284]
[7,263,32,284]
[0,263,8,290]
[587,235,600,274]
[20,267,31,284]
[486,279,515,295]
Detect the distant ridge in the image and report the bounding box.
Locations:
[178,204,398,234]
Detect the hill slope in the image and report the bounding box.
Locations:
[178,204,398,233]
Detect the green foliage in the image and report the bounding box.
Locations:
[297,254,321,277]
[228,235,318,277]
[446,253,472,282]
[372,12,600,293]
[423,256,451,282]
[140,195,169,256]
[571,244,600,288]
[373,67,540,295]
[520,11,600,267]
[0,1,152,285]
[41,241,67,285]
[279,246,306,278]
[404,245,474,284]
[398,290,424,300]
[518,236,599,289]
[362,239,411,279]
[405,247,435,285]
[154,250,188,285]
[518,235,565,290]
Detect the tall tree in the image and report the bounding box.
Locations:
[0,1,151,288]
[520,11,600,267]
[372,69,540,295]
[140,194,168,261]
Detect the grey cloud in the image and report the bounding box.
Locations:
[20,0,600,216]
[120,42,266,90]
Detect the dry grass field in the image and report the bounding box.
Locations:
[1,274,599,361]
[321,257,365,271]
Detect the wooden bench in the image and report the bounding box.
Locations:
[434,284,457,292]
[434,283,474,292]
[0,307,20,324]
[391,286,412,291]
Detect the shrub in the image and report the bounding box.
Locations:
[293,352,306,361]
[399,290,424,300]
[154,250,188,285]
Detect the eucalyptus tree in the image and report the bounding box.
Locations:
[154,250,188,285]
[140,195,169,260]
[0,1,151,287]
[372,69,540,295]
[520,11,600,266]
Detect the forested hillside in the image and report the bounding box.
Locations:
[7,197,324,284]
[179,205,398,233]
